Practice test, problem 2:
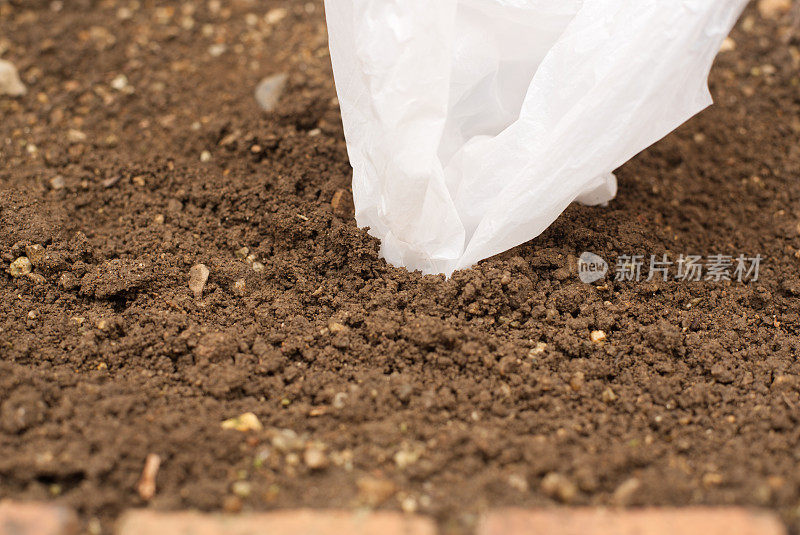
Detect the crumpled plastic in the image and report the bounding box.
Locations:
[325,0,748,276]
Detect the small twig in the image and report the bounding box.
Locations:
[136,453,161,501]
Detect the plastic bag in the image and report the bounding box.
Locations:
[325,0,748,276]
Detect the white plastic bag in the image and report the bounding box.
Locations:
[325,0,748,276]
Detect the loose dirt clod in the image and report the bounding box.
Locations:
[188,264,209,298]
[136,454,161,501]
[24,244,45,266]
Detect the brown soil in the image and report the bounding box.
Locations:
[2,1,800,534]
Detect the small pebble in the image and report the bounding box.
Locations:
[395,449,422,470]
[110,74,130,92]
[356,476,396,507]
[612,477,641,506]
[188,263,209,298]
[9,257,32,277]
[541,472,578,503]
[528,342,547,357]
[265,8,288,24]
[231,480,251,498]
[233,278,246,295]
[332,392,347,409]
[758,0,792,19]
[508,474,529,493]
[255,73,288,112]
[271,429,304,453]
[303,443,329,470]
[719,37,736,53]
[569,371,585,392]
[400,495,418,513]
[251,261,265,272]
[601,387,618,403]
[200,150,211,162]
[208,44,227,57]
[221,412,262,432]
[590,330,607,343]
[328,321,347,334]
[67,129,87,143]
[49,176,65,190]
[0,59,26,96]
[102,134,119,148]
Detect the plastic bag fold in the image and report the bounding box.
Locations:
[325,0,748,276]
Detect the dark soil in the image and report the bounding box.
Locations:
[2,1,800,534]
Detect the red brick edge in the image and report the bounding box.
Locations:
[0,501,79,535]
[117,509,437,535]
[477,507,787,535]
[0,502,788,535]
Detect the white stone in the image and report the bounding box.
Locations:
[0,60,26,97]
[254,73,287,112]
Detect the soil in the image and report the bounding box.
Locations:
[2,1,800,534]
